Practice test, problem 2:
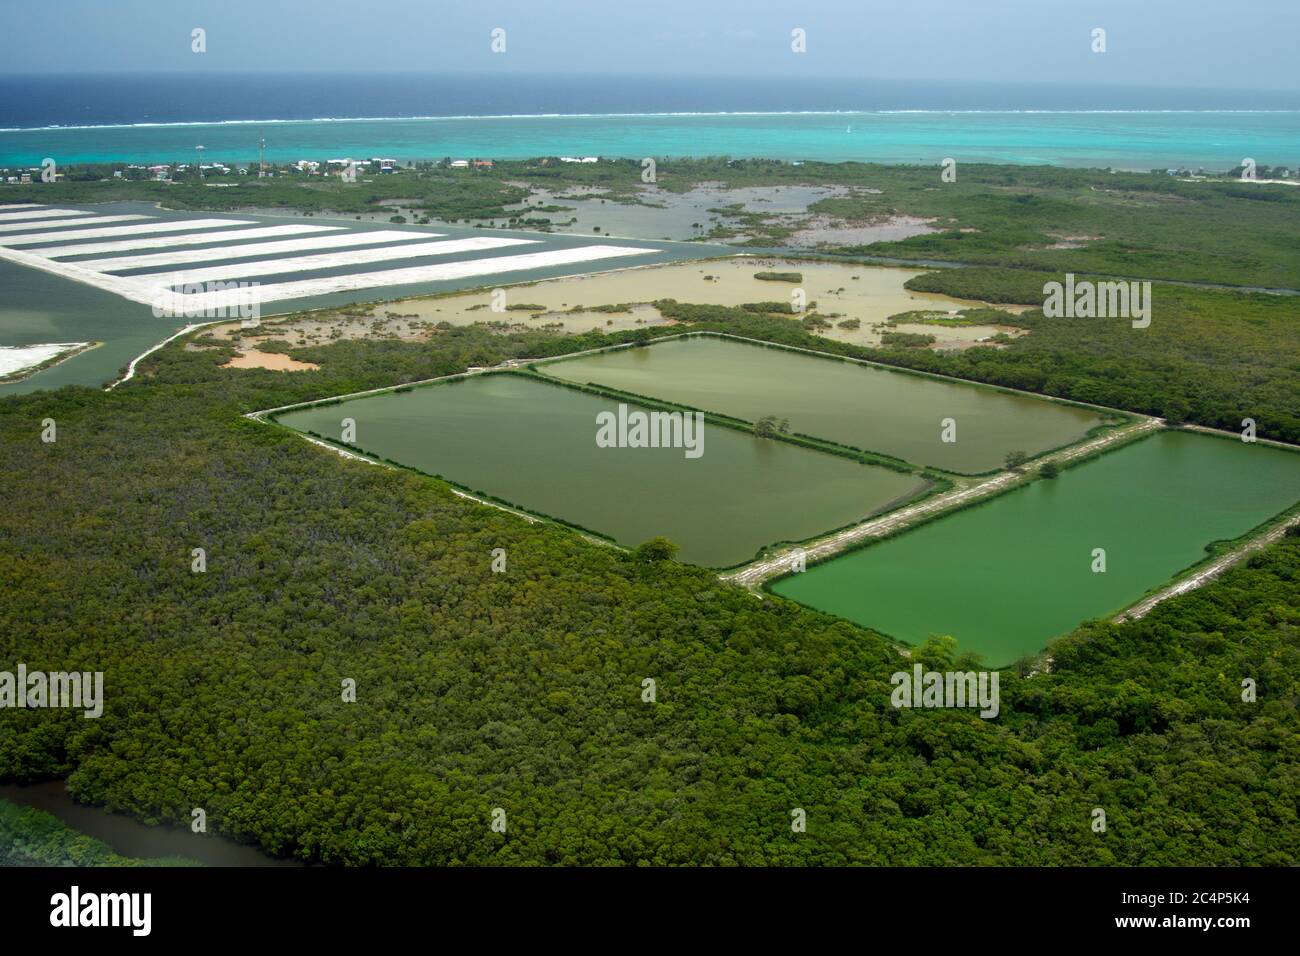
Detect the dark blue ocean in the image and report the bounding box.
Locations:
[0,73,1297,169]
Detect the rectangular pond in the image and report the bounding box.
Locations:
[273,373,931,568]
[538,335,1108,474]
[770,430,1300,666]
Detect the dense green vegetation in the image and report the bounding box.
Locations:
[879,330,936,348]
[0,800,187,866]
[901,269,1300,441]
[3,154,1299,865]
[887,307,1015,327]
[739,300,796,315]
[2,317,1297,865]
[905,266,1079,304]
[813,163,1300,290]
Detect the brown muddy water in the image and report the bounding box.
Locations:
[0,781,296,866]
[365,258,1021,347]
[205,258,1023,358]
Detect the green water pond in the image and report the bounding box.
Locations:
[540,335,1107,474]
[275,373,930,567]
[771,430,1300,665]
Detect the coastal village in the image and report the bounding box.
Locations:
[4,152,1296,187]
[0,151,624,185]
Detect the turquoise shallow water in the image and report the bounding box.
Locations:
[2,111,1297,170]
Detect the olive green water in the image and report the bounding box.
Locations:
[274,373,928,567]
[0,258,181,395]
[772,430,1300,666]
[540,335,1106,474]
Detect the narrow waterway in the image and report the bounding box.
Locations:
[0,781,298,867]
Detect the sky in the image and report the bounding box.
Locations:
[1,0,1297,92]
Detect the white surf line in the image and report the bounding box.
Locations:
[158,244,662,310]
[80,229,441,272]
[0,204,43,211]
[0,207,97,221]
[0,218,257,246]
[136,237,539,286]
[0,214,150,234]
[37,224,343,259]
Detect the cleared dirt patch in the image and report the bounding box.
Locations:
[221,349,321,371]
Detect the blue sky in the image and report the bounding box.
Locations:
[2,0,1297,91]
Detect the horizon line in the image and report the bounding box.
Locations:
[0,70,1296,97]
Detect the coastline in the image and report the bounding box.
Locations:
[3,109,1297,170]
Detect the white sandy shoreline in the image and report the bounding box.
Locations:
[0,342,92,379]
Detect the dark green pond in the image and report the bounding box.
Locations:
[274,373,929,567]
[771,430,1300,665]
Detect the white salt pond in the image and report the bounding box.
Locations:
[77,228,414,271]
[0,218,257,246]
[134,236,536,286]
[0,342,90,379]
[43,224,342,259]
[0,214,149,234]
